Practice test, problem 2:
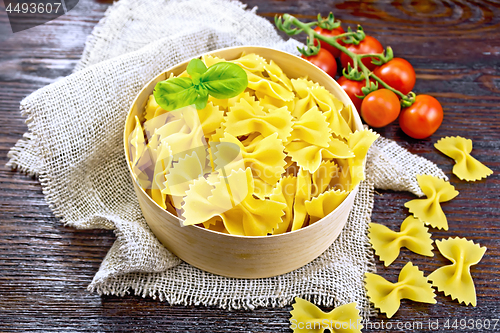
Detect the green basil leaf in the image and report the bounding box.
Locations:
[194,94,208,110]
[201,62,248,99]
[154,77,198,111]
[187,58,208,77]
[192,73,202,85]
[194,81,208,97]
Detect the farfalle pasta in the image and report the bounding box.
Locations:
[305,189,349,223]
[286,137,355,174]
[368,216,434,266]
[404,174,459,230]
[289,297,362,333]
[182,168,287,236]
[311,161,338,196]
[428,237,487,306]
[365,262,436,318]
[224,99,293,142]
[434,136,493,181]
[215,132,286,198]
[270,176,297,234]
[345,129,380,190]
[128,52,378,236]
[151,140,173,209]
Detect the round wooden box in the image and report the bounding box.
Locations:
[124,46,363,278]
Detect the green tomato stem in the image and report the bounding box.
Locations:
[362,66,370,86]
[369,73,406,99]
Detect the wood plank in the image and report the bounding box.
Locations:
[0,0,499,331]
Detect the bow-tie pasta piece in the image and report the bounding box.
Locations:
[365,262,436,318]
[146,106,207,163]
[211,133,245,175]
[369,216,434,266]
[143,94,167,121]
[255,91,296,113]
[288,106,331,147]
[428,237,487,306]
[224,98,293,142]
[290,78,317,119]
[246,71,294,102]
[340,104,356,133]
[209,125,226,144]
[286,137,354,174]
[163,151,206,208]
[264,60,293,90]
[180,175,223,224]
[196,101,224,138]
[270,176,297,234]
[230,91,264,112]
[291,78,350,136]
[292,168,312,231]
[305,189,349,223]
[241,132,286,185]
[129,116,147,168]
[182,168,286,236]
[229,53,267,73]
[201,53,226,67]
[312,161,338,196]
[292,93,316,120]
[290,297,362,333]
[291,78,317,99]
[128,115,152,189]
[290,79,351,140]
[240,132,264,149]
[214,132,286,198]
[435,136,493,181]
[208,91,255,111]
[404,174,459,230]
[144,115,183,155]
[313,91,351,139]
[202,216,229,233]
[345,129,380,190]
[151,141,173,209]
[329,160,351,193]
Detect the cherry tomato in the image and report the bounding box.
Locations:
[337,76,365,112]
[302,48,337,78]
[361,89,401,128]
[399,95,443,139]
[373,58,416,95]
[340,35,384,71]
[314,26,345,58]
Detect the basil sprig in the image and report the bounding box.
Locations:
[154,58,248,111]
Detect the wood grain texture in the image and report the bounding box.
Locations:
[1,0,499,332]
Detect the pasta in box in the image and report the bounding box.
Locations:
[123,46,377,278]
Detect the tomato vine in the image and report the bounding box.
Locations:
[275,13,416,107]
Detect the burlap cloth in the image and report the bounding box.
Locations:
[7,0,446,318]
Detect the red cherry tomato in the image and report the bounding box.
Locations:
[340,35,384,71]
[399,95,443,139]
[361,89,401,128]
[373,58,416,95]
[301,48,337,78]
[314,26,345,58]
[337,76,365,112]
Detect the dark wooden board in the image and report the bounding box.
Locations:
[1,0,499,332]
